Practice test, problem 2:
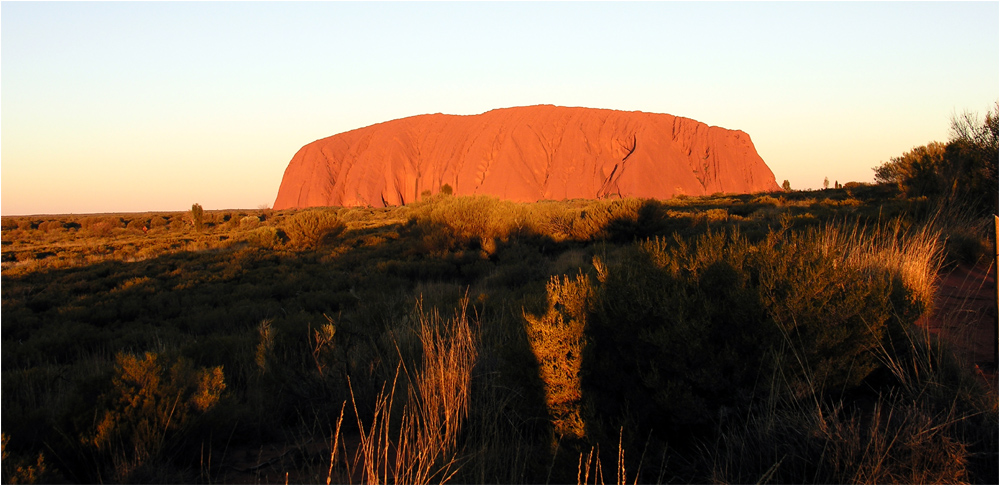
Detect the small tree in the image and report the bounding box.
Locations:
[950,102,999,163]
[782,180,792,192]
[873,142,947,195]
[948,102,998,215]
[873,103,997,216]
[191,203,204,231]
[823,177,830,190]
[440,183,453,196]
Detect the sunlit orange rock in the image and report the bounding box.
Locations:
[273,105,780,209]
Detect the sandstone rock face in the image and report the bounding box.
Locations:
[273,105,780,209]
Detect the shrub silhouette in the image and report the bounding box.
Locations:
[874,142,948,197]
[584,234,772,441]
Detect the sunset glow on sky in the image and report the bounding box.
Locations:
[2,2,997,215]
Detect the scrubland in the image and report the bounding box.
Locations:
[1,185,997,484]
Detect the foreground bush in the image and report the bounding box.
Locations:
[85,352,225,483]
[580,222,939,446]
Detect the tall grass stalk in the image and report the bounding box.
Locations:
[347,299,477,484]
[326,401,346,485]
[575,429,641,485]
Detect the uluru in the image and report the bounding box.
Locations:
[273,105,780,210]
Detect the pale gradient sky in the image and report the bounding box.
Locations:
[2,1,997,215]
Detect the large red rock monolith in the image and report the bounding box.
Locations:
[273,105,780,209]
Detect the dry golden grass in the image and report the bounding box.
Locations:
[346,299,477,484]
[820,219,944,312]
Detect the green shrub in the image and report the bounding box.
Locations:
[422,195,527,244]
[281,210,345,249]
[125,219,148,234]
[244,226,281,249]
[37,221,63,233]
[239,215,260,229]
[874,142,949,197]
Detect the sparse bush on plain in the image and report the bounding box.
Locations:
[191,203,204,231]
[234,215,253,230]
[243,226,281,249]
[0,184,994,484]
[875,141,949,196]
[281,209,345,249]
[37,220,63,233]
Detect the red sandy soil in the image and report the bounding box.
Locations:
[273,105,781,210]
[920,261,998,388]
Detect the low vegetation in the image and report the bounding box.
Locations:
[3,114,997,483]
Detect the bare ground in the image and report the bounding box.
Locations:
[920,260,998,390]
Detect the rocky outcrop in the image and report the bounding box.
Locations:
[273,105,780,209]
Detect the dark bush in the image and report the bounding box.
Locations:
[584,235,773,441]
[874,103,998,217]
[582,227,927,445]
